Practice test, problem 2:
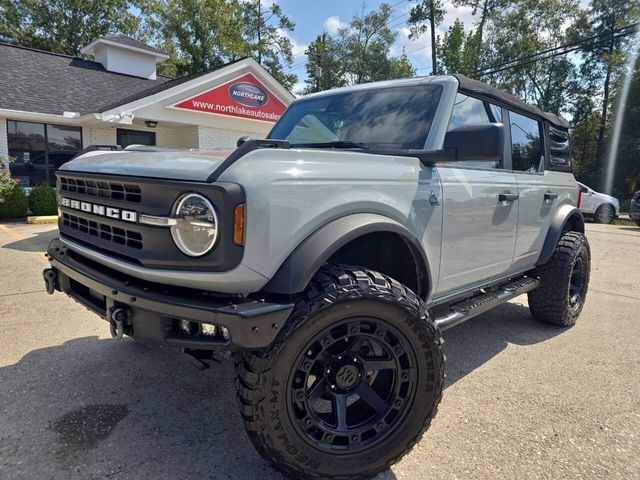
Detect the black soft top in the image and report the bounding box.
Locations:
[453,74,570,130]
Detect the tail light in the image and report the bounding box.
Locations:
[577,187,582,208]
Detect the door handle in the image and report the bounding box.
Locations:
[544,191,558,201]
[498,192,519,202]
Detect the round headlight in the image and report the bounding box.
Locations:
[170,193,218,257]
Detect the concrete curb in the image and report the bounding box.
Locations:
[26,215,58,224]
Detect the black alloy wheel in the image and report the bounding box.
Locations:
[288,317,417,452]
[568,248,587,313]
[235,265,445,480]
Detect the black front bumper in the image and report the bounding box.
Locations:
[44,238,293,351]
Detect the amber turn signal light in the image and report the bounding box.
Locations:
[233,204,246,246]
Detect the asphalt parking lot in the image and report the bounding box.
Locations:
[0,222,638,479]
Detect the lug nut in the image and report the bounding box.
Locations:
[394,399,402,407]
[296,391,304,401]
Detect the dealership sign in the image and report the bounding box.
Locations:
[173,73,287,122]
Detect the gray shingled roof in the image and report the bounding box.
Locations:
[97,34,168,56]
[0,42,172,116]
[98,57,248,112]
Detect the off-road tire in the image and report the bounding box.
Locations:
[594,204,615,224]
[235,265,445,480]
[528,231,590,326]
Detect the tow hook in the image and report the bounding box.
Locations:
[43,268,58,295]
[109,307,130,340]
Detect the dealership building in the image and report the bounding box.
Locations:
[0,35,294,186]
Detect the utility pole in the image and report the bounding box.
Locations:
[429,0,437,74]
[313,54,323,92]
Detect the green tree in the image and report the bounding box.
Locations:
[407,0,445,74]
[142,0,297,88]
[436,19,482,75]
[303,33,347,93]
[141,0,246,77]
[608,64,640,199]
[482,0,578,114]
[0,0,142,55]
[569,0,640,169]
[240,0,297,89]
[304,3,415,92]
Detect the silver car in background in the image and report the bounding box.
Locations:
[578,182,619,224]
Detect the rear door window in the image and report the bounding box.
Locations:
[509,112,543,173]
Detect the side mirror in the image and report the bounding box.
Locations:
[237,136,251,147]
[443,123,504,163]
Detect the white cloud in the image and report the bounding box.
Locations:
[324,16,347,35]
[391,4,477,73]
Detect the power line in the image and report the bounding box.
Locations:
[412,21,639,76]
[478,30,637,77]
[474,22,640,77]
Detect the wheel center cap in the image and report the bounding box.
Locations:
[335,364,360,389]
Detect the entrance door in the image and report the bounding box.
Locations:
[117,129,156,148]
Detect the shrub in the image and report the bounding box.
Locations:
[29,183,58,215]
[0,184,28,219]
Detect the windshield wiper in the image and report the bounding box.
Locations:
[292,141,370,150]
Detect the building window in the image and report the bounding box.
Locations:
[7,120,82,186]
[117,129,156,148]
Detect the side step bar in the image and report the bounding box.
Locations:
[434,276,540,331]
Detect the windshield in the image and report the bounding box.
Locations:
[268,85,442,149]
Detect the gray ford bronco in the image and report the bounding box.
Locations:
[43,74,590,479]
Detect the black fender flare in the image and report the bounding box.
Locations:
[536,204,585,266]
[262,213,431,297]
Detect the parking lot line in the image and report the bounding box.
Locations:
[0,224,46,254]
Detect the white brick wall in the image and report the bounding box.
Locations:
[157,125,199,149]
[197,126,258,151]
[0,117,8,157]
[82,123,200,150]
[82,124,117,147]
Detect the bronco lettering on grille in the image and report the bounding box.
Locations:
[60,197,138,223]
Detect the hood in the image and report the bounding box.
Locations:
[59,150,232,182]
[595,191,619,206]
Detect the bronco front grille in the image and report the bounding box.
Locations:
[59,176,142,203]
[62,212,143,250]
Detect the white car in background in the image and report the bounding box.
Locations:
[578,182,619,224]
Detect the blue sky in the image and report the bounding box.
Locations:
[274,0,479,93]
